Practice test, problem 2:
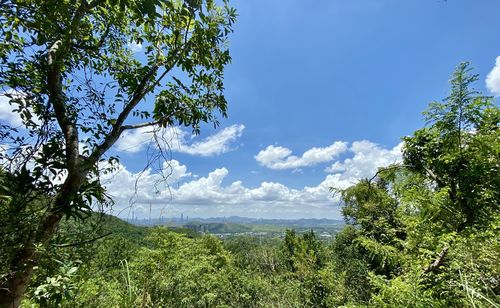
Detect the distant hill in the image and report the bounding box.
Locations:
[183,222,253,233]
[71,212,150,243]
[59,212,200,244]
[122,215,344,240]
[128,216,344,228]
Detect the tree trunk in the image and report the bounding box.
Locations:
[0,172,84,307]
[0,210,63,307]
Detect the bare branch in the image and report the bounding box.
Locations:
[423,246,449,274]
[121,120,161,131]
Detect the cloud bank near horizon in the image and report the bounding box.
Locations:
[101,140,402,220]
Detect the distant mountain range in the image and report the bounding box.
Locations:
[127,215,344,228]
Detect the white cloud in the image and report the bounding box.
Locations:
[103,140,402,219]
[114,124,245,156]
[177,124,244,156]
[100,159,191,207]
[324,140,402,179]
[486,56,500,96]
[128,41,143,53]
[255,141,348,170]
[318,141,403,200]
[114,126,159,153]
[0,93,23,127]
[103,162,322,219]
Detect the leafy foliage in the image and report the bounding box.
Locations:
[0,0,236,304]
[334,62,500,307]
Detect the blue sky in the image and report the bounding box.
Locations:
[3,0,499,220]
[109,0,500,220]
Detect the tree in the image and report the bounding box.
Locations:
[125,229,262,307]
[280,229,330,307]
[399,62,499,304]
[333,62,499,306]
[335,169,407,284]
[0,0,236,305]
[403,62,499,234]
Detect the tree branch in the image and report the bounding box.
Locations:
[88,12,195,165]
[368,164,411,184]
[48,0,106,175]
[47,40,80,175]
[421,165,445,187]
[88,65,160,163]
[89,49,184,164]
[423,246,449,274]
[367,162,446,189]
[73,22,111,52]
[46,0,111,215]
[121,120,161,131]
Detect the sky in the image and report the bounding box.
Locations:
[1,0,500,220]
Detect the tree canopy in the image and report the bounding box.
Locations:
[0,0,236,305]
[336,62,499,306]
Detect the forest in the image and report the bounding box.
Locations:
[0,0,499,307]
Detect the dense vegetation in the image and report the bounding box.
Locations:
[0,0,498,305]
[1,62,498,307]
[0,0,236,305]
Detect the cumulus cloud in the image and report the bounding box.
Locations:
[115,124,245,156]
[101,159,191,207]
[324,140,402,178]
[103,162,318,219]
[103,140,402,219]
[0,91,42,127]
[0,95,23,127]
[255,141,348,170]
[486,56,500,96]
[177,124,244,156]
[114,126,159,153]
